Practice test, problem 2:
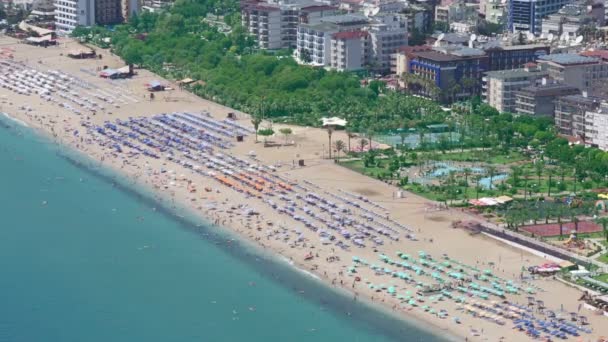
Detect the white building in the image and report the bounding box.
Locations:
[480,0,505,24]
[585,101,608,150]
[55,0,95,34]
[241,0,338,50]
[295,14,368,66]
[330,30,370,71]
[482,63,548,113]
[368,13,408,71]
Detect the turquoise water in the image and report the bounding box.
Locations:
[0,116,447,342]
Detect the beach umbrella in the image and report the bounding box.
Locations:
[408,300,417,306]
[388,287,396,294]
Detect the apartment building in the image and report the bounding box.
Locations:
[142,0,174,11]
[369,13,408,71]
[55,0,95,34]
[482,42,550,71]
[406,45,488,103]
[541,1,605,38]
[514,82,580,117]
[481,0,506,24]
[483,63,548,113]
[585,101,608,150]
[241,0,338,50]
[508,0,574,35]
[554,93,602,139]
[329,30,370,71]
[296,14,368,66]
[537,53,608,92]
[95,0,122,25]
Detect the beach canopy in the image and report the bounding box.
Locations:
[320,117,347,127]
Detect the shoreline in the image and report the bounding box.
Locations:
[1,35,605,341]
[0,114,457,341]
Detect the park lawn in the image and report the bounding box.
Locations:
[598,253,608,264]
[339,160,391,178]
[594,273,608,283]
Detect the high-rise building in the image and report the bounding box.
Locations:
[537,53,608,92]
[241,0,338,50]
[554,93,602,139]
[585,101,608,150]
[508,0,574,35]
[55,0,95,34]
[95,0,123,25]
[514,82,580,116]
[483,62,548,113]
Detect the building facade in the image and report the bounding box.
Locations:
[514,82,580,116]
[241,0,338,50]
[329,30,370,71]
[482,63,548,113]
[537,53,608,92]
[55,0,95,34]
[368,13,408,72]
[406,45,488,103]
[508,0,573,35]
[95,0,122,25]
[541,1,605,39]
[554,93,602,139]
[483,43,550,71]
[585,101,608,150]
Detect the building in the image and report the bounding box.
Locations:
[585,101,608,150]
[482,42,550,71]
[330,30,370,71]
[554,93,602,139]
[482,62,548,113]
[401,3,433,33]
[241,0,338,50]
[368,13,408,72]
[481,0,506,24]
[121,0,140,21]
[435,0,479,24]
[541,1,605,39]
[296,14,368,67]
[514,82,580,116]
[55,0,95,34]
[508,0,574,35]
[393,45,432,74]
[405,45,488,103]
[95,0,122,25]
[537,53,608,92]
[142,0,174,11]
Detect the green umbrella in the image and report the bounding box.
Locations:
[388,286,396,294]
[352,256,360,262]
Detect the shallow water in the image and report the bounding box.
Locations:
[0,116,448,342]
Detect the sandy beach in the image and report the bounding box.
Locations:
[1,36,606,341]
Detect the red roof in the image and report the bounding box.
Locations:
[524,62,537,67]
[301,5,337,11]
[580,50,608,61]
[332,31,368,40]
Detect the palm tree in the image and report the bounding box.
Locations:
[463,167,472,187]
[346,131,356,153]
[474,175,482,199]
[535,161,544,188]
[326,126,334,159]
[487,165,497,191]
[334,140,345,158]
[251,114,262,143]
[546,168,554,197]
[595,217,608,242]
[359,138,368,152]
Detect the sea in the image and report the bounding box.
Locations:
[0,114,449,342]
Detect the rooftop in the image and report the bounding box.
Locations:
[538,53,599,65]
[332,30,368,40]
[557,94,604,106]
[321,14,368,25]
[517,83,580,97]
[580,50,608,61]
[485,68,548,79]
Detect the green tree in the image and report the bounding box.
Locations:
[279,127,293,143]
